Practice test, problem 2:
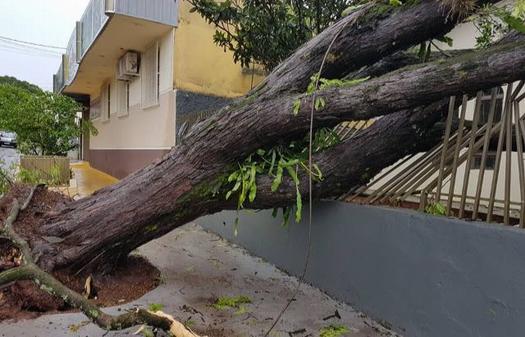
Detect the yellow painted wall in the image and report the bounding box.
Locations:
[173,0,265,98]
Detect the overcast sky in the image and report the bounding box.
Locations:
[0,0,90,91]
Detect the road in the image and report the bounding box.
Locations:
[0,145,20,172]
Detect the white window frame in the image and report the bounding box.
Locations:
[141,41,160,109]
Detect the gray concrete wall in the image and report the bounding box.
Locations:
[198,202,525,337]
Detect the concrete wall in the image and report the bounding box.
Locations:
[198,202,525,337]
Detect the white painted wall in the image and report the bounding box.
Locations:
[89,29,176,150]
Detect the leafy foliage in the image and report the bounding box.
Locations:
[188,0,354,71]
[147,303,165,312]
[473,2,525,48]
[212,295,251,310]
[319,324,350,337]
[424,202,447,216]
[224,127,341,226]
[0,83,97,156]
[0,75,42,94]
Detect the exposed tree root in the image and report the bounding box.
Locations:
[0,185,202,336]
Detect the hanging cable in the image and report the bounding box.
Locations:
[0,35,66,50]
[262,5,371,336]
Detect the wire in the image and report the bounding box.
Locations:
[0,46,62,59]
[0,44,62,59]
[0,35,66,50]
[0,38,64,55]
[262,5,371,336]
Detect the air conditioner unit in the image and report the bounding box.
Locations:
[117,51,140,81]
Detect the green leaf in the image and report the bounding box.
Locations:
[231,179,241,192]
[503,14,525,33]
[272,208,278,218]
[268,149,276,176]
[281,207,291,227]
[285,165,300,185]
[295,186,302,223]
[314,97,326,111]
[248,181,257,202]
[389,0,402,6]
[148,303,164,312]
[292,99,301,116]
[271,164,284,192]
[436,35,454,47]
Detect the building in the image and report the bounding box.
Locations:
[359,4,525,225]
[54,0,264,178]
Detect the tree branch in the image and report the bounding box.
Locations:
[0,188,202,336]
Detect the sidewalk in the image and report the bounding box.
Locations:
[0,224,400,337]
[58,161,118,198]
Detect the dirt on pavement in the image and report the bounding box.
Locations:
[0,185,160,322]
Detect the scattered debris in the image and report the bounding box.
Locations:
[323,309,342,321]
[288,328,307,337]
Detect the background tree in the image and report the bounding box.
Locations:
[0,83,96,156]
[0,75,42,94]
[188,0,353,71]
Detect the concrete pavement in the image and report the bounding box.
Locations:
[0,224,400,337]
[0,146,19,172]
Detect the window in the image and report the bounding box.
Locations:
[479,87,504,125]
[90,100,101,120]
[116,80,129,117]
[141,41,160,108]
[101,82,111,121]
[471,152,497,170]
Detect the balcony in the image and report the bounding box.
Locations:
[53,0,178,95]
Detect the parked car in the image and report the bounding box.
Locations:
[0,132,17,148]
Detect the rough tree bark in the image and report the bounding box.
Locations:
[2,0,521,275]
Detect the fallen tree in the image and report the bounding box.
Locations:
[1,0,525,334]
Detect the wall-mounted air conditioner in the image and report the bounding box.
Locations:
[117,51,140,81]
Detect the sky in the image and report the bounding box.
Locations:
[0,0,90,91]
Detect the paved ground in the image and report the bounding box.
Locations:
[0,224,400,337]
[0,146,19,172]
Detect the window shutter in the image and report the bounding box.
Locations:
[116,80,129,117]
[141,41,159,108]
[101,83,110,121]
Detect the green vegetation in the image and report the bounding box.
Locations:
[425,202,447,216]
[0,162,67,195]
[223,127,340,226]
[0,75,42,94]
[188,0,355,71]
[473,1,525,48]
[319,324,350,337]
[147,303,165,312]
[212,295,251,310]
[0,79,97,156]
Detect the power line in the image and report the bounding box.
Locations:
[0,35,66,50]
[0,38,64,55]
[0,45,62,59]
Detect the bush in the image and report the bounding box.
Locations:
[0,83,97,156]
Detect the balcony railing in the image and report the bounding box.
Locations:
[53,0,178,93]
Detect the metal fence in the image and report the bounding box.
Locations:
[345,81,525,227]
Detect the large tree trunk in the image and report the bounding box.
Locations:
[17,1,524,273]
